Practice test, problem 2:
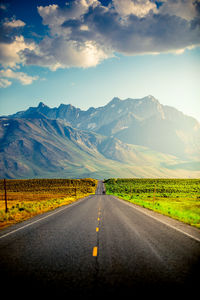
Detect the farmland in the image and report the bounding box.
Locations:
[105,178,200,228]
[0,178,97,229]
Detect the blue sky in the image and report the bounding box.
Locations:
[0,0,200,121]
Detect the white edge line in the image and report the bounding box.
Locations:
[114,196,200,243]
[0,196,87,240]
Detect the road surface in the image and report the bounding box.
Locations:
[0,181,200,297]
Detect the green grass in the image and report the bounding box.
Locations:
[104,178,200,228]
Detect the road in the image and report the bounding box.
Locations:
[0,181,200,298]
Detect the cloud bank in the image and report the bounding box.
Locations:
[23,0,200,70]
[0,68,38,87]
[0,17,37,87]
[0,0,200,86]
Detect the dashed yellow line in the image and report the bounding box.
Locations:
[93,206,101,257]
[93,246,98,257]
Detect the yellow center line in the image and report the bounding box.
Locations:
[93,206,101,257]
[93,246,98,257]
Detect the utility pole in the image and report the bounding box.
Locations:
[4,178,8,213]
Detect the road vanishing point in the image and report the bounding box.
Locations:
[0,181,200,298]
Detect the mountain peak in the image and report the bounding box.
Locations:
[58,103,77,109]
[59,103,67,108]
[38,102,47,108]
[108,97,121,105]
[147,95,155,99]
[145,95,159,102]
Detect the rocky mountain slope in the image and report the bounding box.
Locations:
[11,95,200,159]
[1,96,200,179]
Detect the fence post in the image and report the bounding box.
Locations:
[4,178,8,213]
[153,184,156,204]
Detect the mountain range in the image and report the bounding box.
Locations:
[1,95,200,179]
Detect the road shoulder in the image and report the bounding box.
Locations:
[0,195,91,239]
[111,195,200,243]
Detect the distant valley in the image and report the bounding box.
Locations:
[1,96,200,179]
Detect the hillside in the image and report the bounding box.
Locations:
[1,96,200,179]
[10,96,200,159]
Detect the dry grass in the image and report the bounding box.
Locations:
[0,178,97,229]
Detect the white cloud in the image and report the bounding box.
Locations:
[80,24,89,31]
[0,17,38,87]
[3,19,26,28]
[113,0,157,18]
[0,78,12,88]
[159,0,199,21]
[22,37,109,70]
[0,68,38,86]
[19,1,110,69]
[0,35,36,68]
[1,0,200,75]
[37,1,99,36]
[25,0,199,70]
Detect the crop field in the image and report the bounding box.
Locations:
[0,178,97,229]
[105,178,200,228]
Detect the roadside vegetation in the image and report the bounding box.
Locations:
[105,178,200,229]
[0,178,97,229]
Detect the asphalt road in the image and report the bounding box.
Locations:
[0,181,200,298]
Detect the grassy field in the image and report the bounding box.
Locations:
[0,178,97,229]
[105,178,200,229]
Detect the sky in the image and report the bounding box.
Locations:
[0,0,200,121]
